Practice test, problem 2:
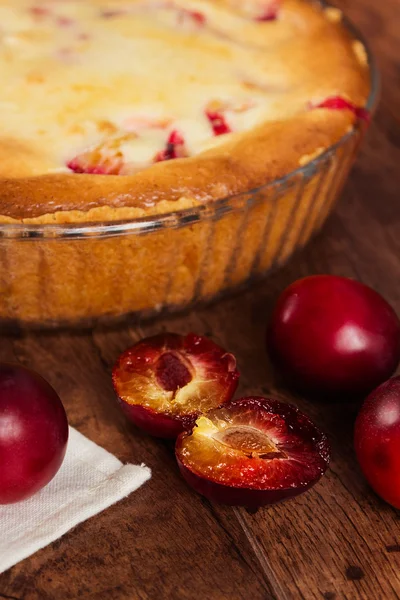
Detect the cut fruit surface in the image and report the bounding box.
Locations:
[112,333,239,438]
[176,396,330,506]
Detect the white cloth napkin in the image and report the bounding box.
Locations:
[0,427,151,574]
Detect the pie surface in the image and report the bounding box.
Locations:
[0,0,370,222]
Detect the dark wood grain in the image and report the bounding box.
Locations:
[1,0,400,598]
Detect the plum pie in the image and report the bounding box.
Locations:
[0,0,373,325]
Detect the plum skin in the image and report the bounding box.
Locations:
[267,275,400,396]
[355,376,400,508]
[117,401,195,439]
[175,455,315,508]
[0,363,69,504]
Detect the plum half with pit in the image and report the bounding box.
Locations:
[112,333,239,439]
[0,363,69,504]
[175,396,330,507]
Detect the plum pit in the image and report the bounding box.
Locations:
[213,425,284,459]
[155,352,192,393]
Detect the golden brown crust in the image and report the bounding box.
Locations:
[0,110,364,223]
[0,0,370,223]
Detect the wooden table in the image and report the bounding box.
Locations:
[1,0,399,597]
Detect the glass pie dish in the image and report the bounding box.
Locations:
[0,10,378,329]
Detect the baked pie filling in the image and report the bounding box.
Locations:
[0,0,369,222]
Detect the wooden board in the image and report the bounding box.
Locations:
[1,0,400,597]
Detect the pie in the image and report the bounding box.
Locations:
[0,0,372,324]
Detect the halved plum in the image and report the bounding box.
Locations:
[175,397,330,507]
[112,333,239,439]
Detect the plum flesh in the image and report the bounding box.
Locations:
[176,396,330,507]
[113,333,239,438]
